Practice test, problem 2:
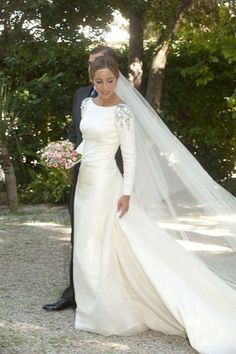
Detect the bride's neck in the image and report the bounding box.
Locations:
[95,94,121,107]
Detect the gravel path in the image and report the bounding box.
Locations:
[0,204,235,354]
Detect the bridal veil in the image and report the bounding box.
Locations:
[115,73,236,283]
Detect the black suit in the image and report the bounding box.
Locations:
[61,85,123,303]
[68,86,92,147]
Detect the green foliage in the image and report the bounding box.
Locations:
[20,166,70,204]
[162,44,236,184]
[0,42,129,203]
[0,0,114,46]
[1,0,236,201]
[0,42,90,192]
[226,88,236,119]
[159,1,236,192]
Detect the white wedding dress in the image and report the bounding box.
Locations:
[73,97,236,354]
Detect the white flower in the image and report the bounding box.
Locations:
[41,140,82,169]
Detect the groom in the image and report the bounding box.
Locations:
[43,46,122,311]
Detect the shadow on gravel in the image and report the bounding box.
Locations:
[0,204,197,354]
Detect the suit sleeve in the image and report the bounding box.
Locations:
[68,91,78,145]
[115,105,136,196]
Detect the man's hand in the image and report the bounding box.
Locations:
[117,195,130,218]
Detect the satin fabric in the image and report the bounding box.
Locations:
[73,98,236,354]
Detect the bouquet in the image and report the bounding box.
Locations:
[41,140,81,169]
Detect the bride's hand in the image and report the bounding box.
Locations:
[117,195,130,218]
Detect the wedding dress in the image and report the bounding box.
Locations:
[73,95,236,354]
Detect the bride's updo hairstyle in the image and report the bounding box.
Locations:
[89,55,120,81]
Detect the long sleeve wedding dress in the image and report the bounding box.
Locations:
[73,97,236,354]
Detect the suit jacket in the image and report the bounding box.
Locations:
[68,85,93,147]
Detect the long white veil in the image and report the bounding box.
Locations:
[116,73,236,281]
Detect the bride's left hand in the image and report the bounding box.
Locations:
[117,195,130,218]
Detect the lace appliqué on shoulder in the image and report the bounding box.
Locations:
[81,97,91,116]
[115,104,133,130]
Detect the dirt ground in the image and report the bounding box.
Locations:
[1,203,235,354]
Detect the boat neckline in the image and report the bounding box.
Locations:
[91,98,124,108]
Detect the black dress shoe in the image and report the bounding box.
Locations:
[43,298,76,311]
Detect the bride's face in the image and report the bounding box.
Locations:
[93,68,117,101]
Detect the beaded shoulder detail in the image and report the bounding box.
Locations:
[81,97,91,116]
[115,104,134,130]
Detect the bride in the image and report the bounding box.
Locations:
[73,55,236,354]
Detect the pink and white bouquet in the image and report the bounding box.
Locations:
[41,140,81,169]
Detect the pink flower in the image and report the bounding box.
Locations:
[65,162,72,169]
[41,139,81,170]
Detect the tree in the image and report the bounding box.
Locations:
[0,78,18,211]
[127,4,144,91]
[145,0,193,111]
[160,0,236,183]
[162,43,236,183]
[114,0,193,98]
[1,1,235,204]
[110,1,146,91]
[0,0,114,54]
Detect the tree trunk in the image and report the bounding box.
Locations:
[0,15,11,57]
[145,43,170,112]
[128,7,144,92]
[0,142,18,211]
[145,0,193,112]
